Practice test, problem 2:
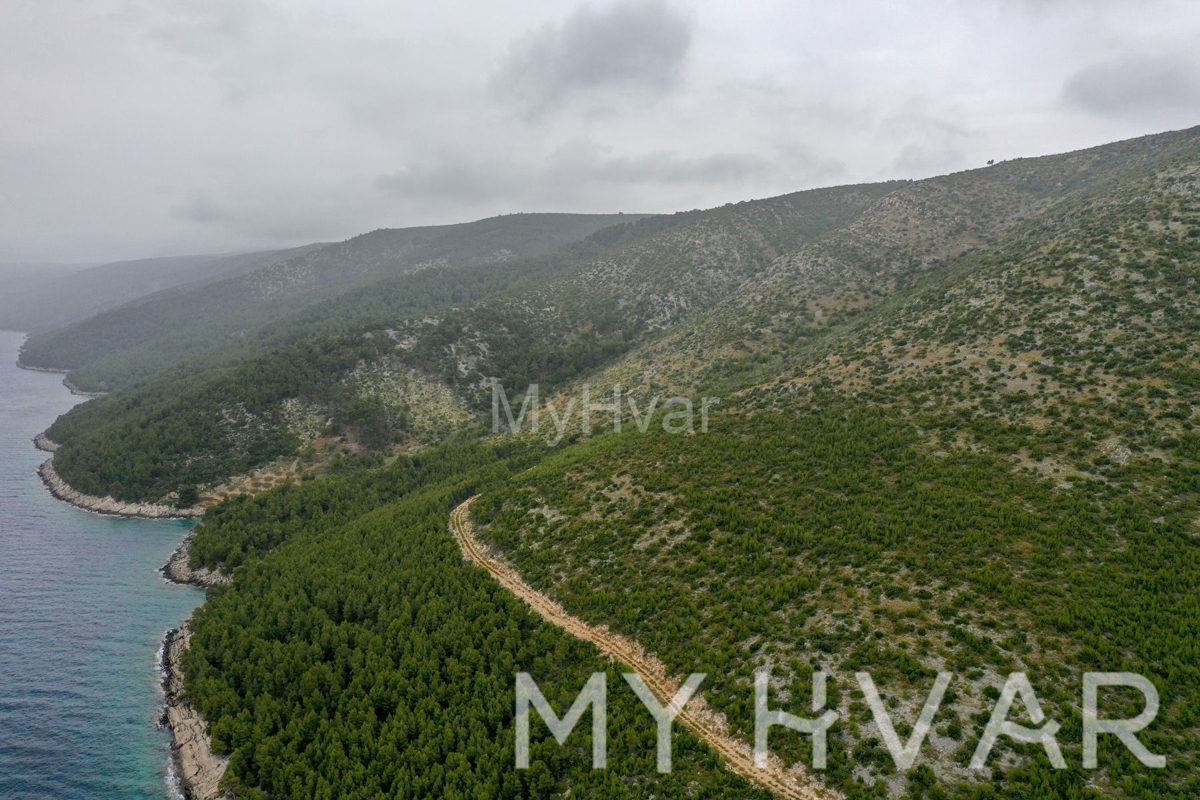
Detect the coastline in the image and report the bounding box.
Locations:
[162,530,232,589]
[159,529,231,800]
[161,624,230,800]
[64,377,107,397]
[15,359,108,396]
[35,434,203,519]
[22,335,226,800]
[14,359,67,374]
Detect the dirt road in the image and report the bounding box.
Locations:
[449,496,839,800]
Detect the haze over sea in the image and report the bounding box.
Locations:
[0,329,202,799]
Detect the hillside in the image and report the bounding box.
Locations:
[178,439,783,799]
[1,248,321,336]
[455,129,1200,799]
[42,127,1200,508]
[35,126,1200,799]
[18,213,641,391]
[42,184,901,503]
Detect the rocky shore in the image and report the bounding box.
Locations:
[162,624,230,800]
[163,531,232,588]
[15,360,107,395]
[14,359,67,374]
[38,458,202,518]
[63,377,106,397]
[37,446,203,519]
[29,365,223,799]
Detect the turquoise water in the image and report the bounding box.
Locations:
[0,330,203,799]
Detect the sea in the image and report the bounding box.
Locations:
[0,330,203,799]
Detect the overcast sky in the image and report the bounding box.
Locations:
[2,0,1198,263]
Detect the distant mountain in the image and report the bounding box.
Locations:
[0,263,90,332]
[1,248,324,336]
[19,213,644,390]
[0,262,93,281]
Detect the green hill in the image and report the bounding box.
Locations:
[38,126,1200,800]
[43,185,899,502]
[45,127,1200,507]
[18,213,642,391]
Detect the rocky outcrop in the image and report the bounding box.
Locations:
[38,457,203,519]
[33,432,58,452]
[162,624,230,800]
[163,532,232,588]
[63,378,106,397]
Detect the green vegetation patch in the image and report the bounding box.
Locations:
[183,439,773,799]
[474,403,1200,799]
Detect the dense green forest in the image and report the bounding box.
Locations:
[473,401,1200,799]
[183,439,772,799]
[55,212,674,396]
[181,391,1199,799]
[44,289,638,502]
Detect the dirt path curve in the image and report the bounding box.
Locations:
[449,496,839,800]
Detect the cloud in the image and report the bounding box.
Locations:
[548,142,771,185]
[4,0,1199,262]
[1063,55,1200,118]
[172,191,235,224]
[371,147,765,208]
[374,157,518,203]
[373,139,846,219]
[128,0,270,58]
[493,1,692,116]
[882,109,972,176]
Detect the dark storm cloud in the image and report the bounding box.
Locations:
[1063,55,1200,118]
[493,1,692,116]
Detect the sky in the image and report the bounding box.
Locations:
[2,0,1199,264]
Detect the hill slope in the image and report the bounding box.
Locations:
[43,128,1200,508]
[456,127,1200,799]
[43,184,900,502]
[3,248,322,336]
[18,213,641,391]
[78,125,1200,800]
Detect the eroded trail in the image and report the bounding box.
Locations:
[449,496,839,800]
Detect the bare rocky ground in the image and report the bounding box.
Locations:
[34,432,203,519]
[162,624,229,800]
[162,531,232,588]
[37,457,203,518]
